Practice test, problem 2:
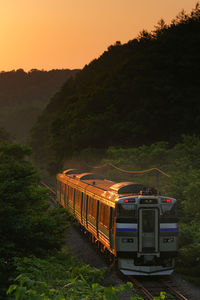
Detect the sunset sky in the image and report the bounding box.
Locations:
[0,0,197,71]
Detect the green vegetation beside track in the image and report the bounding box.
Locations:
[0,138,137,299]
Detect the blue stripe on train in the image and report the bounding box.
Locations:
[160,228,178,232]
[116,228,137,232]
[116,228,178,233]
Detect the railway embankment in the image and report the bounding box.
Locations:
[65,224,138,299]
[65,223,200,299]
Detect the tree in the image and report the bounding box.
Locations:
[0,142,69,298]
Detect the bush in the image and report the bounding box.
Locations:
[7,254,134,300]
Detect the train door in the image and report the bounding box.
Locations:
[138,208,159,253]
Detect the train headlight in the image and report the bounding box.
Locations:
[163,238,174,243]
[122,238,134,243]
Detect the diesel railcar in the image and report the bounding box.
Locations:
[57,169,178,276]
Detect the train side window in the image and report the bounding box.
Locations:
[88,196,92,216]
[73,189,76,208]
[68,186,74,204]
[64,184,66,206]
[62,183,65,193]
[88,197,96,218]
[75,190,81,210]
[104,205,109,228]
[99,203,109,228]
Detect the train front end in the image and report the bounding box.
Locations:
[116,195,178,276]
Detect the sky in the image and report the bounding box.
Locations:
[0,0,198,71]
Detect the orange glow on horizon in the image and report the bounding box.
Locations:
[0,0,197,71]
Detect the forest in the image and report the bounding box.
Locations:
[0,68,79,143]
[30,5,200,172]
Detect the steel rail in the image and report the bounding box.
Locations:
[160,279,188,300]
[40,181,56,195]
[127,276,188,300]
[40,181,58,204]
[127,276,154,300]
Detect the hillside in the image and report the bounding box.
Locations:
[30,5,200,169]
[0,68,79,142]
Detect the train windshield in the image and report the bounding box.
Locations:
[161,203,177,218]
[117,203,136,218]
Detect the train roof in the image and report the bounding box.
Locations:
[58,169,157,200]
[110,182,147,194]
[63,169,83,175]
[75,172,104,181]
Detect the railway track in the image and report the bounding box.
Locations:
[40,181,57,204]
[127,275,188,300]
[40,181,189,300]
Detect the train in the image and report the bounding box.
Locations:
[56,169,178,276]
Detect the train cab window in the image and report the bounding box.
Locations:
[161,203,177,218]
[117,203,136,218]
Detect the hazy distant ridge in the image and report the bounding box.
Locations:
[0,68,79,142]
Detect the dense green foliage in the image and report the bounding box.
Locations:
[7,255,131,300]
[0,69,79,142]
[0,142,143,300]
[31,4,200,171]
[0,142,69,298]
[0,143,68,259]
